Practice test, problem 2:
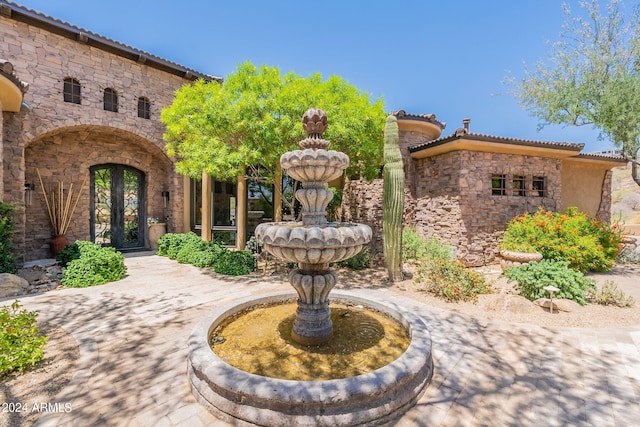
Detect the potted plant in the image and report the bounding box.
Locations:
[498,242,543,269]
[147,217,166,251]
[36,169,86,257]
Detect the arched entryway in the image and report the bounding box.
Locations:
[91,164,146,250]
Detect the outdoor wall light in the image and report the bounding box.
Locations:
[162,191,170,208]
[24,183,35,206]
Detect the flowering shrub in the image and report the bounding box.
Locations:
[501,207,621,272]
[504,260,596,305]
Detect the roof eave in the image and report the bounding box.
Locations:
[565,154,629,166]
[0,1,222,83]
[409,134,585,160]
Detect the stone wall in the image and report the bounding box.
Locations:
[596,169,612,221]
[414,151,561,266]
[342,149,566,267]
[399,129,434,225]
[341,178,384,263]
[24,129,174,260]
[1,14,195,262]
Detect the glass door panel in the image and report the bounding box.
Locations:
[93,168,112,244]
[91,165,145,250]
[123,169,141,245]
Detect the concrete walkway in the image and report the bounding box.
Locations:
[6,253,640,426]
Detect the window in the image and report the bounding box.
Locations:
[104,88,118,112]
[512,175,525,196]
[491,174,506,196]
[137,96,150,119]
[63,78,81,104]
[532,176,546,197]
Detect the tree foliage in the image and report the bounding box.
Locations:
[161,61,385,182]
[511,0,640,168]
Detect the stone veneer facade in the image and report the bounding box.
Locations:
[342,114,624,267]
[1,3,216,262]
[414,151,560,266]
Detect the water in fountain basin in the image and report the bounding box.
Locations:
[210,300,410,381]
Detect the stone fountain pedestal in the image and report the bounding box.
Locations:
[255,108,372,345]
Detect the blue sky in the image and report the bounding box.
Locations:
[11,0,625,152]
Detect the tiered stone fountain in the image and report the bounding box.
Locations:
[188,109,433,426]
[255,108,371,345]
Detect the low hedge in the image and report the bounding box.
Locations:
[157,233,256,275]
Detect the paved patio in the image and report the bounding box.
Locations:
[5,253,640,426]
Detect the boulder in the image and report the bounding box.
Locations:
[0,273,30,298]
[534,298,582,313]
[477,294,539,314]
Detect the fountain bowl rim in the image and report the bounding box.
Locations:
[188,290,432,401]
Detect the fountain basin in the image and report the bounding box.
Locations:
[281,148,349,183]
[255,222,372,264]
[188,291,433,427]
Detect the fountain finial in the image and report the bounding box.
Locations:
[300,108,330,149]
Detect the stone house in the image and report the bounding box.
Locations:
[342,111,627,266]
[0,1,220,263]
[1,2,627,267]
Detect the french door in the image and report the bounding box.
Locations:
[91,164,146,250]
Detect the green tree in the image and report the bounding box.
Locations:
[510,0,640,184]
[161,61,385,183]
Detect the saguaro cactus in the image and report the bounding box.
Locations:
[383,115,404,282]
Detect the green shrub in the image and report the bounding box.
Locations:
[61,241,126,288]
[403,229,484,303]
[402,228,452,264]
[0,301,48,375]
[55,242,81,267]
[501,207,622,272]
[0,203,16,274]
[157,232,202,259]
[214,250,256,275]
[177,239,225,267]
[337,246,370,270]
[416,259,491,303]
[503,260,596,305]
[586,280,635,307]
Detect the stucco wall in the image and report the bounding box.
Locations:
[561,159,611,218]
[1,14,194,262]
